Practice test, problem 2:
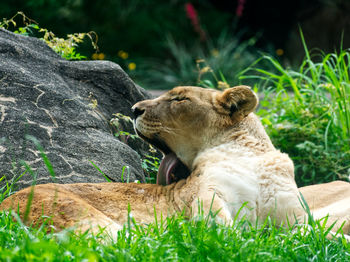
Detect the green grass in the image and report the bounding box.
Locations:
[1,205,350,261]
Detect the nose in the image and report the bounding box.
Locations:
[131,105,145,119]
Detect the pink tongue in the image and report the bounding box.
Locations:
[157,153,179,185]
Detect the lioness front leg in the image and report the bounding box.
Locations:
[191,189,258,226]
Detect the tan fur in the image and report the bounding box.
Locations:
[299,181,350,234]
[1,86,349,237]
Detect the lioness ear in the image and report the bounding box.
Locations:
[216,85,258,117]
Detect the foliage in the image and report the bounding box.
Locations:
[0,1,233,65]
[132,32,259,90]
[110,113,138,144]
[141,154,160,183]
[0,171,27,203]
[41,30,97,60]
[239,32,350,186]
[110,113,160,183]
[0,12,98,60]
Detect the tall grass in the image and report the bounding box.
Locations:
[239,33,350,186]
[1,194,350,262]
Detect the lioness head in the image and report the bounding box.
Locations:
[132,86,261,185]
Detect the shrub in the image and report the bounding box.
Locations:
[132,32,259,90]
[0,12,98,60]
[239,32,350,186]
[0,1,233,64]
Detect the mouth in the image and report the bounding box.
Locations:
[135,129,190,186]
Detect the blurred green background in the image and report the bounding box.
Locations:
[1,0,350,186]
[1,0,349,90]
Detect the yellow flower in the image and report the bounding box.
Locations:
[211,49,219,57]
[89,98,98,109]
[217,81,230,90]
[92,53,105,60]
[118,50,129,59]
[200,66,211,74]
[321,83,335,90]
[276,49,284,56]
[128,62,136,70]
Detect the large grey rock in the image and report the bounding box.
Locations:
[0,28,151,189]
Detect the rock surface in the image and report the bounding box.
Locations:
[0,28,150,190]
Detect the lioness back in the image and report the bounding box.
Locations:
[300,181,350,234]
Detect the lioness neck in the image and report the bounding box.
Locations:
[234,114,275,151]
[190,113,275,171]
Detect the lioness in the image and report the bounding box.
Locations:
[0,86,349,237]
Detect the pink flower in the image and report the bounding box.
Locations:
[184,2,206,41]
[185,3,199,26]
[236,0,246,17]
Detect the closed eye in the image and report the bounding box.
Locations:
[170,97,190,102]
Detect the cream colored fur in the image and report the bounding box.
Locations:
[0,86,349,238]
